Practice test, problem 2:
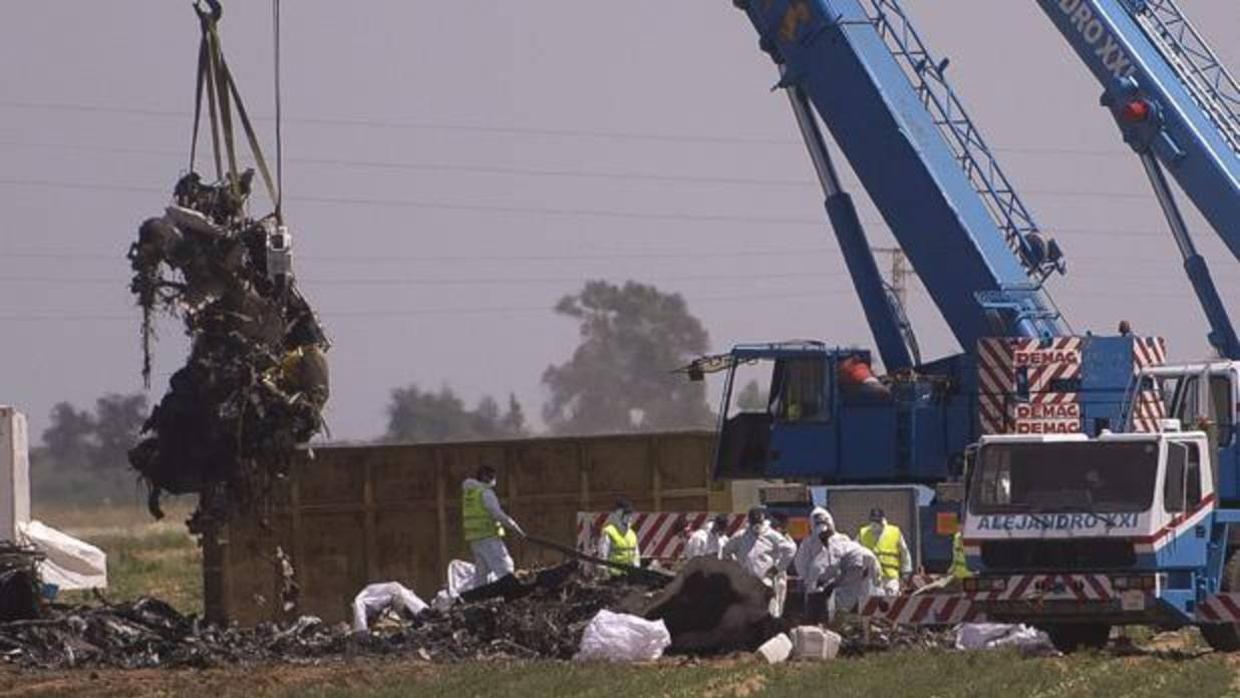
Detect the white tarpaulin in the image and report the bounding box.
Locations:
[955,623,1053,651]
[16,520,107,591]
[574,610,671,662]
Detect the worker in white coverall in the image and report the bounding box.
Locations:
[597,498,641,577]
[768,512,796,618]
[461,465,525,589]
[351,581,427,632]
[722,506,797,618]
[794,507,849,597]
[683,513,731,560]
[803,524,883,621]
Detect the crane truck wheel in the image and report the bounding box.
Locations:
[1042,623,1111,653]
[1201,549,1240,652]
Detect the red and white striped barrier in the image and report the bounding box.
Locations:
[1196,593,1240,623]
[575,512,747,560]
[861,594,984,625]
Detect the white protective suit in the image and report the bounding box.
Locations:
[683,521,729,560]
[804,537,883,617]
[722,521,797,616]
[351,582,428,632]
[793,510,850,584]
[462,478,524,588]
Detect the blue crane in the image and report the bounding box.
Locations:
[688,0,1151,497]
[1034,0,1240,358]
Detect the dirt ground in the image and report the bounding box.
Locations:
[0,658,439,698]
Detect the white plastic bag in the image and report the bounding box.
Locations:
[16,520,107,590]
[574,610,671,662]
[955,623,1053,651]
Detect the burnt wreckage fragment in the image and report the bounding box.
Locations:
[127,171,329,521]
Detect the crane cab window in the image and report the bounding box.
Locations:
[770,358,829,422]
[1172,374,1236,445]
[1164,441,1203,513]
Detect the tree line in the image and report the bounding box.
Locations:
[33,280,721,503]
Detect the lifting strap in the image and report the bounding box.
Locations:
[188,0,279,214]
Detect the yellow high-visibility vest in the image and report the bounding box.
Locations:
[950,531,972,579]
[858,523,903,581]
[602,523,639,571]
[462,483,504,543]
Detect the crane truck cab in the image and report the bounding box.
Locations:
[961,429,1240,650]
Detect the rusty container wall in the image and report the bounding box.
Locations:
[205,431,713,626]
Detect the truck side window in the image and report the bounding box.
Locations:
[1186,443,1202,508]
[1211,376,1235,445]
[1164,443,1187,513]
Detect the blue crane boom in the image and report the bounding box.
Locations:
[1033,0,1240,358]
[738,0,1069,353]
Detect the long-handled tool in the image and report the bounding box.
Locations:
[522,534,674,585]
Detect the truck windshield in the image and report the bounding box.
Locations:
[971,441,1159,514]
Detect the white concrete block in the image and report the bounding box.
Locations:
[0,406,31,541]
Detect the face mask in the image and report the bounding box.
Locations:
[618,513,632,528]
[487,478,497,488]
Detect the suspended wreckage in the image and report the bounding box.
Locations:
[126,0,329,524]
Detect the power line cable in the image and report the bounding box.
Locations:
[0,176,1188,237]
[0,99,1131,156]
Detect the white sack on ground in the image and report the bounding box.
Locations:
[352,582,428,632]
[955,623,1053,651]
[16,520,107,591]
[574,610,671,662]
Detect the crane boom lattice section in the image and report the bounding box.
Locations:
[861,0,1053,280]
[1133,0,1240,155]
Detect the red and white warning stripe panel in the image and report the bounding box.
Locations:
[860,594,984,625]
[966,573,1115,602]
[1014,337,1083,394]
[1132,336,1168,372]
[977,338,1014,435]
[575,512,747,560]
[1131,392,1168,433]
[1197,593,1240,623]
[977,338,1085,435]
[1131,336,1169,433]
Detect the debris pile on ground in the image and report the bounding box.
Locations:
[0,565,654,669]
[839,618,958,655]
[0,598,346,669]
[0,561,960,670]
[391,565,654,661]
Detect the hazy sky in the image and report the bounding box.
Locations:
[2,1,1238,442]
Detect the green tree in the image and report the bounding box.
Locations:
[383,384,528,443]
[542,280,714,435]
[33,393,149,504]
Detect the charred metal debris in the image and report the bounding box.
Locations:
[0,543,43,624]
[126,175,329,522]
[125,0,329,523]
[0,562,953,670]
